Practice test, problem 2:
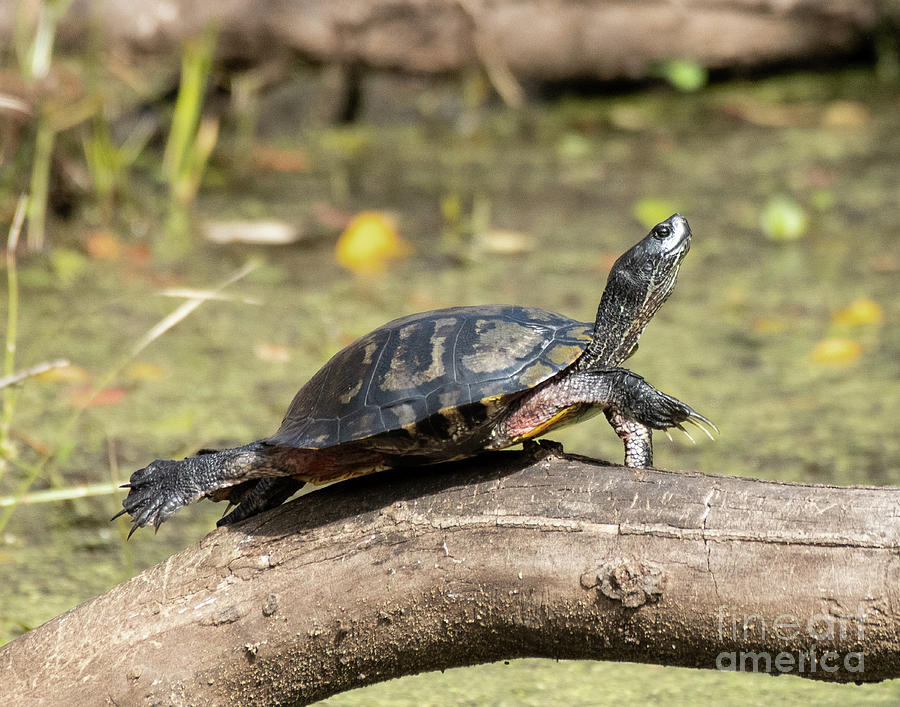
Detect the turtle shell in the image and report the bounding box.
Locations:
[268,305,592,452]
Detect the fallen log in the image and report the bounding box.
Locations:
[2,443,899,704]
[0,0,890,81]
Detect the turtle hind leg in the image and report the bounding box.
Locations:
[115,441,289,535]
[216,478,306,527]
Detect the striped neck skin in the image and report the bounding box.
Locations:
[578,214,691,369]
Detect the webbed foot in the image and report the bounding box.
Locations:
[636,389,718,440]
[610,381,717,468]
[112,459,201,537]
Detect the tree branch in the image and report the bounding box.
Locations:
[3,444,899,704]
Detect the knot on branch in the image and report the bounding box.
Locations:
[262,594,279,617]
[522,438,565,461]
[581,558,666,608]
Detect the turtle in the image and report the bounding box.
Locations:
[116,213,715,535]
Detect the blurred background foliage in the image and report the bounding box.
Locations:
[1,1,899,704]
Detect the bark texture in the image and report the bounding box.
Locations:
[2,0,892,81]
[3,444,900,704]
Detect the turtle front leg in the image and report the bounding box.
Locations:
[605,410,654,467]
[491,367,715,468]
[605,374,717,467]
[215,477,306,527]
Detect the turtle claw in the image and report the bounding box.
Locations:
[109,507,128,522]
[693,420,718,442]
[642,388,717,445]
[684,410,718,441]
[675,423,696,444]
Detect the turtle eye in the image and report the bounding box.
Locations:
[653,224,672,239]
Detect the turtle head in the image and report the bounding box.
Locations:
[610,213,691,303]
[580,214,692,368]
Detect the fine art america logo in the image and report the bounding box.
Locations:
[715,605,866,674]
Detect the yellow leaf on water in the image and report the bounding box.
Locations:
[810,338,862,366]
[34,364,91,383]
[125,362,168,381]
[822,100,870,129]
[85,230,123,260]
[632,199,681,230]
[761,196,808,242]
[335,212,411,274]
[830,299,883,327]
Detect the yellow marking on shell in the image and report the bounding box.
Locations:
[338,379,363,403]
[574,326,593,341]
[519,361,555,387]
[436,390,462,409]
[391,403,419,426]
[435,406,469,442]
[361,341,379,365]
[380,319,449,391]
[462,320,536,373]
[428,317,456,376]
[546,343,584,366]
